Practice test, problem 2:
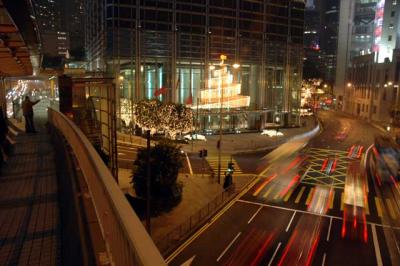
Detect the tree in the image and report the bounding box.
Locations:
[132,99,193,139]
[131,141,183,215]
[133,99,162,135]
[160,103,193,139]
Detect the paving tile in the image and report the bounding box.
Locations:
[0,127,60,265]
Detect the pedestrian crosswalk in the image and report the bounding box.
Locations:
[206,156,243,176]
[249,182,400,220]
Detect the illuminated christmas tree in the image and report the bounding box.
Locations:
[196,61,250,110]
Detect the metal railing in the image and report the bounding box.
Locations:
[48,108,166,266]
[156,185,236,256]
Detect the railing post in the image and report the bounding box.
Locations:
[146,130,151,235]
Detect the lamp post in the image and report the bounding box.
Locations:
[216,55,240,185]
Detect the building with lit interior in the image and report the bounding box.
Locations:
[85,0,305,131]
[335,0,378,108]
[344,0,400,134]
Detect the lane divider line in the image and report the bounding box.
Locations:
[327,217,332,242]
[268,242,282,266]
[262,185,275,199]
[365,197,370,215]
[340,192,344,211]
[248,206,263,224]
[184,152,193,175]
[329,191,335,209]
[385,198,397,220]
[253,174,277,197]
[166,176,259,264]
[236,199,400,229]
[375,197,383,217]
[216,231,242,262]
[283,187,295,202]
[285,211,296,232]
[295,186,306,204]
[306,187,315,205]
[372,224,383,266]
[322,253,327,266]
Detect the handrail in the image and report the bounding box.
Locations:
[48,108,166,266]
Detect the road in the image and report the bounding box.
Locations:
[167,110,400,266]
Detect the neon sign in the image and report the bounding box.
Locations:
[373,0,385,53]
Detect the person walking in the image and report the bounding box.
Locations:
[22,96,40,133]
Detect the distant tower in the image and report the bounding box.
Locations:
[306,0,316,10]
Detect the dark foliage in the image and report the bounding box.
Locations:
[131,141,183,216]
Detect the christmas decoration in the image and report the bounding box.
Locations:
[121,98,194,139]
[195,66,250,110]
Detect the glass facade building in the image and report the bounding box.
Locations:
[85,0,305,131]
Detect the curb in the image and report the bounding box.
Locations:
[235,118,322,156]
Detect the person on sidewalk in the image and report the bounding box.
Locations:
[22,96,40,133]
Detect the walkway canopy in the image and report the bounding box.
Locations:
[0,0,39,77]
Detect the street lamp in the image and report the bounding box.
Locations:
[216,54,240,185]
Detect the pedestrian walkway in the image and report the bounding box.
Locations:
[206,156,243,175]
[0,124,60,265]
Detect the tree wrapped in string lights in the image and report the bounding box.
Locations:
[133,99,163,135]
[132,99,193,139]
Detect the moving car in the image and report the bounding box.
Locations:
[183,134,207,141]
[261,129,284,137]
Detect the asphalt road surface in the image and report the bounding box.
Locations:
[167,110,400,266]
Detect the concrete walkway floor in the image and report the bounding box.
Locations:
[0,126,60,265]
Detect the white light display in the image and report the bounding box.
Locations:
[195,67,250,109]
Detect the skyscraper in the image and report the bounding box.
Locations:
[303,0,340,84]
[32,0,69,58]
[320,0,340,84]
[303,0,324,79]
[335,0,378,108]
[32,0,61,32]
[61,0,85,59]
[85,0,305,129]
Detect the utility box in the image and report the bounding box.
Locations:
[58,75,73,116]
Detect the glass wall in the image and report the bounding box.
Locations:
[85,0,305,130]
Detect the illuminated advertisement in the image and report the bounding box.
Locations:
[373,0,385,53]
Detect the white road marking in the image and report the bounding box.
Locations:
[322,252,327,266]
[180,255,196,266]
[301,165,312,181]
[248,206,262,224]
[216,232,242,262]
[372,224,383,266]
[184,152,193,175]
[285,211,296,232]
[327,217,332,242]
[268,242,282,266]
[237,199,400,229]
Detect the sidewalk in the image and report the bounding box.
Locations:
[118,170,229,244]
[0,121,60,265]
